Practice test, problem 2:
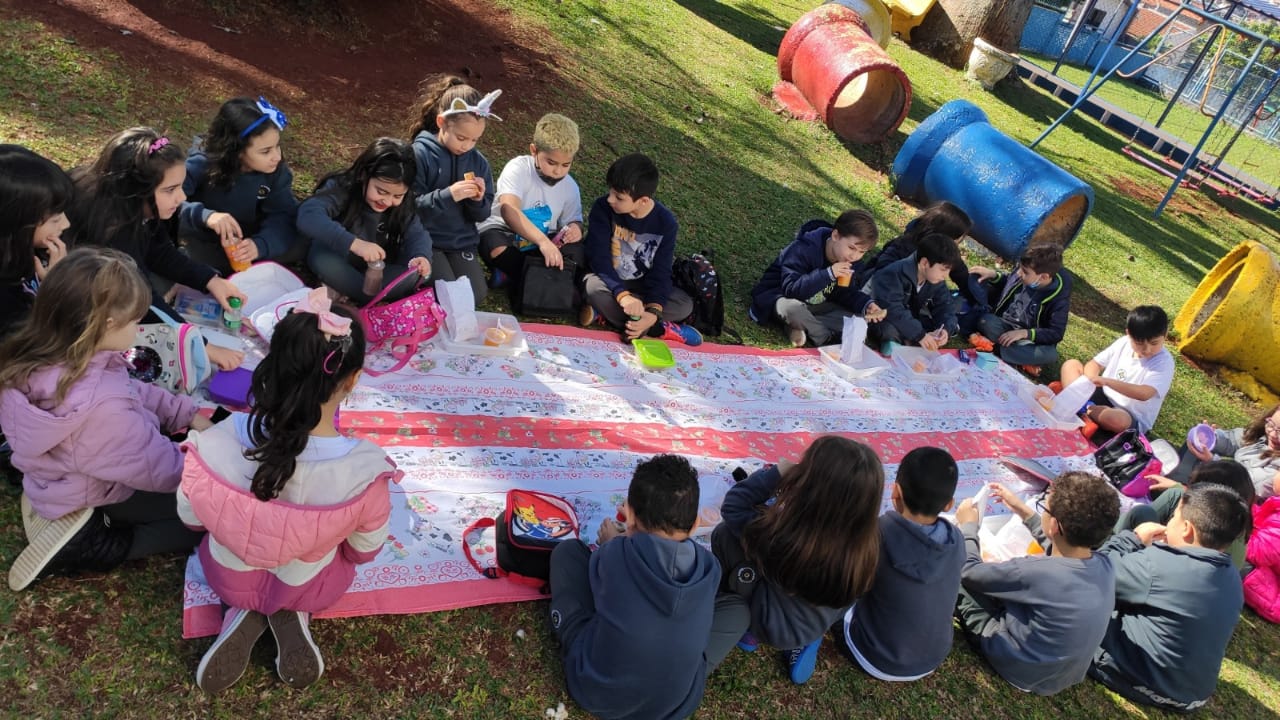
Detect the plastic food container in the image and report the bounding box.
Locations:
[1187,423,1216,454]
[818,345,891,381]
[891,346,963,382]
[632,339,675,369]
[441,312,528,357]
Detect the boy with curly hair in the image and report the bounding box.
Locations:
[953,472,1119,695]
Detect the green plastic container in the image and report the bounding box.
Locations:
[632,339,675,369]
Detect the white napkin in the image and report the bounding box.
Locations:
[840,315,867,364]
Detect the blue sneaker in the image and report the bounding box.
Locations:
[788,638,821,684]
[736,631,759,652]
[658,321,703,347]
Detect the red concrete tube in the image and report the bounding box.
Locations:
[776,6,912,144]
[777,4,870,83]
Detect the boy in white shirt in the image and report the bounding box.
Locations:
[1057,305,1174,435]
[479,113,584,293]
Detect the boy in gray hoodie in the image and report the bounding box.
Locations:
[1090,483,1248,713]
[548,454,720,720]
[954,472,1119,696]
[838,447,964,680]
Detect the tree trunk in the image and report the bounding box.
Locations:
[910,0,1034,68]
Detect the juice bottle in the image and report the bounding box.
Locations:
[222,237,251,273]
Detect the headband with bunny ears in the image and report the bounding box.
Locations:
[441,89,503,122]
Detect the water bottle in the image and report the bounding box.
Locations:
[362,260,385,297]
[223,296,242,331]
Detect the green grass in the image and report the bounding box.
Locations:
[1021,50,1280,186]
[3,1,1280,718]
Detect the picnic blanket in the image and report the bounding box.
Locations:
[182,325,1094,638]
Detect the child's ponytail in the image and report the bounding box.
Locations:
[405,74,482,138]
[245,304,365,501]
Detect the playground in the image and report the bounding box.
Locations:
[2,0,1280,717]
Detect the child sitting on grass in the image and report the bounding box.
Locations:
[1090,484,1248,712]
[867,232,962,352]
[579,153,701,346]
[954,473,1118,695]
[748,210,885,348]
[1057,305,1174,437]
[478,112,584,300]
[1118,459,1254,569]
[837,447,963,681]
[966,244,1072,375]
[548,454,718,720]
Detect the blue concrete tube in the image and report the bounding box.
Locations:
[893,99,1094,260]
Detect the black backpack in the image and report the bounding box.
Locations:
[672,250,741,343]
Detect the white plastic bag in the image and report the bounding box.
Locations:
[436,278,479,342]
[978,514,1040,562]
[840,315,867,364]
[1048,376,1096,423]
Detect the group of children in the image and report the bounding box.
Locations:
[0,77,1273,712]
[552,438,1253,718]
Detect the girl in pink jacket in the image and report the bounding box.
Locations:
[0,248,210,591]
[178,291,395,694]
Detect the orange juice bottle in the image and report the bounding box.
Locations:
[222,237,251,273]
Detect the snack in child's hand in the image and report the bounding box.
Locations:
[464,171,475,181]
[913,360,927,373]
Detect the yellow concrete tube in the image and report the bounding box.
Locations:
[1175,241,1280,397]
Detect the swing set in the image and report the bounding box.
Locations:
[1031,1,1280,216]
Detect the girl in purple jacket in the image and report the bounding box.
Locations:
[0,248,211,591]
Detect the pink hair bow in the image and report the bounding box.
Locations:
[293,288,352,337]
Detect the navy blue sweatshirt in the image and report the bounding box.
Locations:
[410,131,493,252]
[982,268,1073,346]
[720,466,848,649]
[297,179,432,263]
[846,511,964,677]
[749,220,873,322]
[583,195,680,312]
[178,141,299,260]
[869,252,959,342]
[563,532,719,720]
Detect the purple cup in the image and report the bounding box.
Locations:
[1187,423,1215,454]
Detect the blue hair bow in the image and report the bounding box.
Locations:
[240,96,288,138]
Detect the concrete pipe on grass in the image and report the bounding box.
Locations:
[892,99,1093,261]
[1175,241,1280,399]
[774,4,911,144]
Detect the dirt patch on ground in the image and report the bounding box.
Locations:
[26,0,557,122]
[1109,173,1206,216]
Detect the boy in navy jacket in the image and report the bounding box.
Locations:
[867,232,962,351]
[580,154,701,346]
[968,244,1072,371]
[748,210,885,347]
[1090,484,1248,713]
[839,447,964,681]
[548,454,719,720]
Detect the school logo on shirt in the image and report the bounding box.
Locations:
[257,184,271,200]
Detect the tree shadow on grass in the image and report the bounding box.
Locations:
[671,0,790,57]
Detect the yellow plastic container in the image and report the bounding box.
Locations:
[1174,241,1280,398]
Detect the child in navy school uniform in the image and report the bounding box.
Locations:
[179,96,301,275]
[549,454,719,720]
[405,74,498,305]
[748,210,885,348]
[867,232,963,351]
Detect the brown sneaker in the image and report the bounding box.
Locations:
[268,610,324,689]
[578,304,600,328]
[196,608,269,693]
[8,505,93,591]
